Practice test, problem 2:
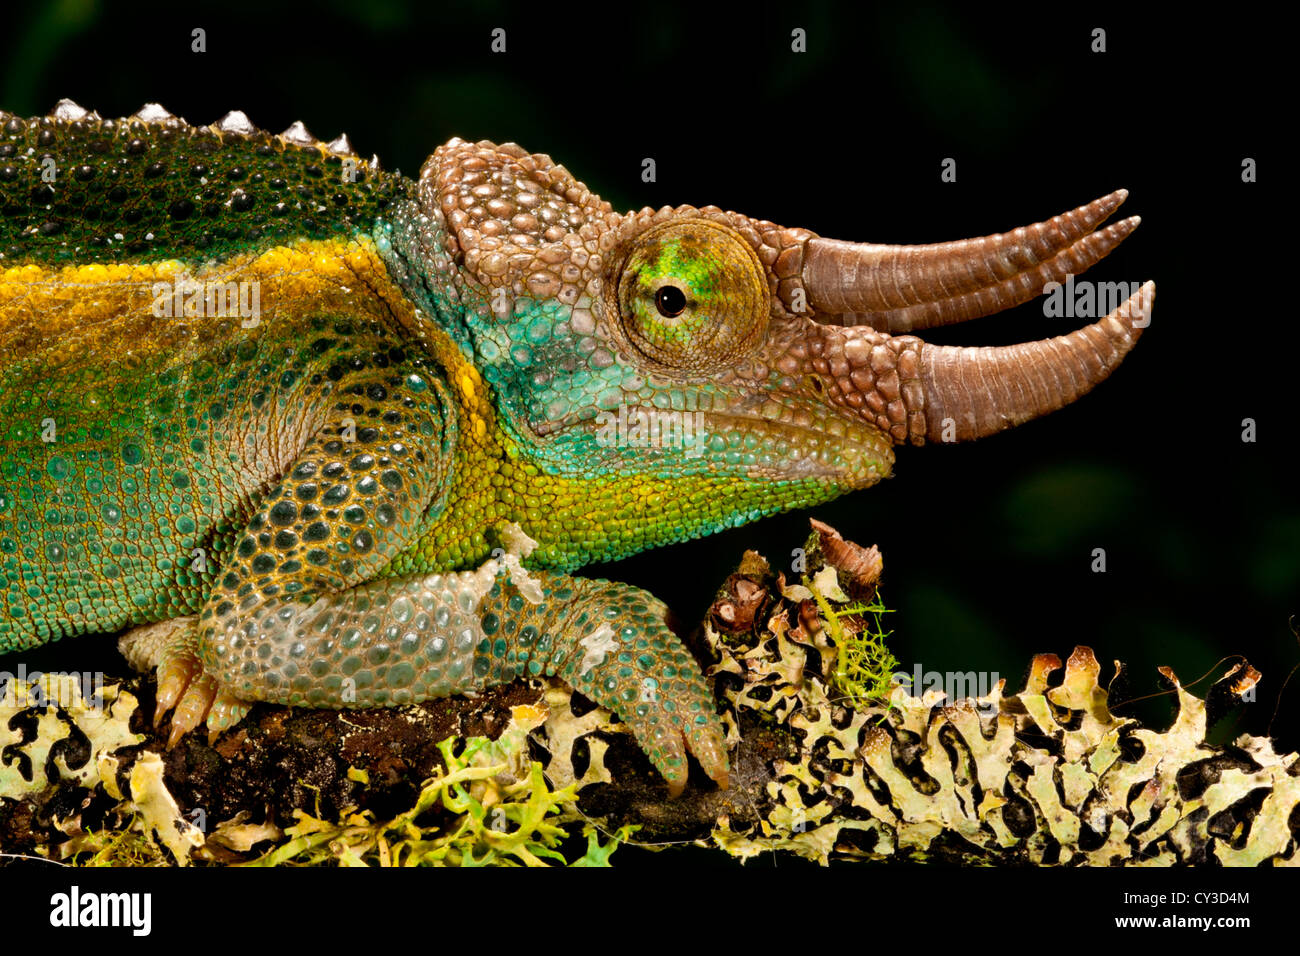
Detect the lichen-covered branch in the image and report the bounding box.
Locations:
[1,522,1295,866]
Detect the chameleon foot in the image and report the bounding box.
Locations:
[473,575,732,796]
[628,689,729,798]
[119,617,251,746]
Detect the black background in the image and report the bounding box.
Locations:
[2,2,1293,763]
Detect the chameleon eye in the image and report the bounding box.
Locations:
[654,285,687,318]
[617,219,768,371]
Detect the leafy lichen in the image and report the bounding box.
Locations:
[0,682,634,867]
[700,573,1299,866]
[242,734,635,867]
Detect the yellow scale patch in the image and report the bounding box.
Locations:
[1,238,422,360]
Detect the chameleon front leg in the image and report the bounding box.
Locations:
[132,559,729,792]
[140,405,728,792]
[206,560,727,793]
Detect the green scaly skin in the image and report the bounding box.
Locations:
[0,103,1153,795]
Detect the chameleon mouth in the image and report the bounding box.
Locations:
[542,404,895,485]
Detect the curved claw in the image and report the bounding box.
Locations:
[648,717,693,798]
[647,717,729,798]
[164,668,252,748]
[167,672,218,748]
[117,615,251,748]
[686,720,730,791]
[622,687,730,798]
[154,646,204,727]
[205,692,252,743]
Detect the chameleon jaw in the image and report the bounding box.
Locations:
[534,406,896,487]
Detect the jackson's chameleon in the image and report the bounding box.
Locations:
[0,101,1153,794]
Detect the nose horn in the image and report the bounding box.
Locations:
[916,282,1154,443]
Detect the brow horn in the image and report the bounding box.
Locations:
[802,190,1138,333]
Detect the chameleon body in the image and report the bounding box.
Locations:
[0,101,1154,794]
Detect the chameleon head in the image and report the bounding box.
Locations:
[416,139,1153,550]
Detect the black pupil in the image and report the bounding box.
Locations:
[655,285,687,318]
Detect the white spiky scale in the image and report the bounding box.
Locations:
[327,133,356,156]
[215,110,256,135]
[280,120,315,146]
[52,99,88,121]
[133,103,179,124]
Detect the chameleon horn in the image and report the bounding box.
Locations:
[801,191,1138,333]
[916,281,1154,443]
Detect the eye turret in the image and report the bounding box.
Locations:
[616,220,768,371]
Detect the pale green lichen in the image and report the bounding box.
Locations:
[0,674,144,799]
[127,751,205,864]
[241,727,635,867]
[0,680,634,867]
[698,577,1300,866]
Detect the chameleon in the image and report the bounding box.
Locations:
[0,100,1154,796]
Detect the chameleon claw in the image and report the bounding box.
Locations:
[686,721,730,791]
[166,672,218,748]
[117,615,250,747]
[153,648,203,728]
[629,701,729,797]
[205,692,252,745]
[656,723,729,797]
[655,724,691,799]
[164,674,252,748]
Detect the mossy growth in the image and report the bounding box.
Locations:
[239,736,636,867]
[60,816,171,866]
[805,577,899,718]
